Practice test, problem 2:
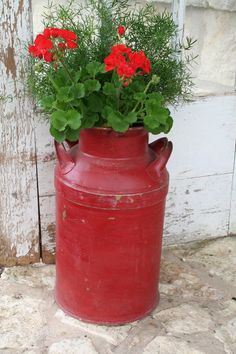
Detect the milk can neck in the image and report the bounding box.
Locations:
[79,128,149,158]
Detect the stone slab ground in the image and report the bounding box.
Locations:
[0,237,236,354]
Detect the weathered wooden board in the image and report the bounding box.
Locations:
[39,195,56,264]
[35,119,56,263]
[229,143,236,235]
[0,0,40,266]
[155,96,236,180]
[164,173,232,245]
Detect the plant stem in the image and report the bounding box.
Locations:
[59,59,74,83]
[47,72,60,92]
[116,86,121,109]
[132,79,153,113]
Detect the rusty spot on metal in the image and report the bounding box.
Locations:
[115,195,123,201]
[62,208,67,221]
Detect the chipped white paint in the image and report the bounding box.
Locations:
[229,144,236,234]
[172,0,186,48]
[163,96,236,180]
[149,0,236,12]
[154,95,236,244]
[164,173,233,245]
[15,240,33,258]
[39,195,56,262]
[0,0,39,265]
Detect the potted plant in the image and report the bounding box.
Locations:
[28,0,195,325]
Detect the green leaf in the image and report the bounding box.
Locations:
[103,82,117,96]
[65,128,80,142]
[57,86,74,103]
[87,94,104,113]
[66,110,82,130]
[134,92,146,101]
[147,92,164,104]
[50,125,66,142]
[51,110,68,131]
[129,79,146,92]
[74,70,82,82]
[81,113,99,128]
[70,83,85,99]
[86,61,105,77]
[125,112,138,124]
[144,114,160,130]
[40,95,55,111]
[53,69,68,87]
[144,123,163,135]
[84,79,101,94]
[163,115,173,133]
[145,98,169,125]
[52,101,67,111]
[105,106,129,133]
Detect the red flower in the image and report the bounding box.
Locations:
[66,40,77,49]
[104,52,126,72]
[117,63,135,78]
[43,28,59,38]
[58,42,67,50]
[118,26,125,36]
[128,51,151,74]
[28,34,53,61]
[43,28,77,41]
[44,51,54,62]
[29,28,78,63]
[104,44,151,85]
[111,44,131,55]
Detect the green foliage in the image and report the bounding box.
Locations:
[28,0,196,141]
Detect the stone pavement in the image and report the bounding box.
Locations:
[0,237,236,354]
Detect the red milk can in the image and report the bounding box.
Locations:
[55,127,172,325]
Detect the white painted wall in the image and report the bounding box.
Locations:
[30,0,236,260]
[155,95,236,244]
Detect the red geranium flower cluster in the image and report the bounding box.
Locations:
[118,25,125,36]
[104,44,151,86]
[28,28,77,63]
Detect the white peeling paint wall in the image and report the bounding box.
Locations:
[31,0,236,258]
[151,95,236,244]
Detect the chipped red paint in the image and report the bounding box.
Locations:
[54,127,172,324]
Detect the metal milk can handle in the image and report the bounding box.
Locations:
[148,137,173,176]
[54,141,75,174]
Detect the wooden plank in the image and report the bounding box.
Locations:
[0,0,40,266]
[229,141,236,235]
[164,173,232,245]
[40,195,56,264]
[35,119,56,263]
[150,96,236,180]
[172,0,186,48]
